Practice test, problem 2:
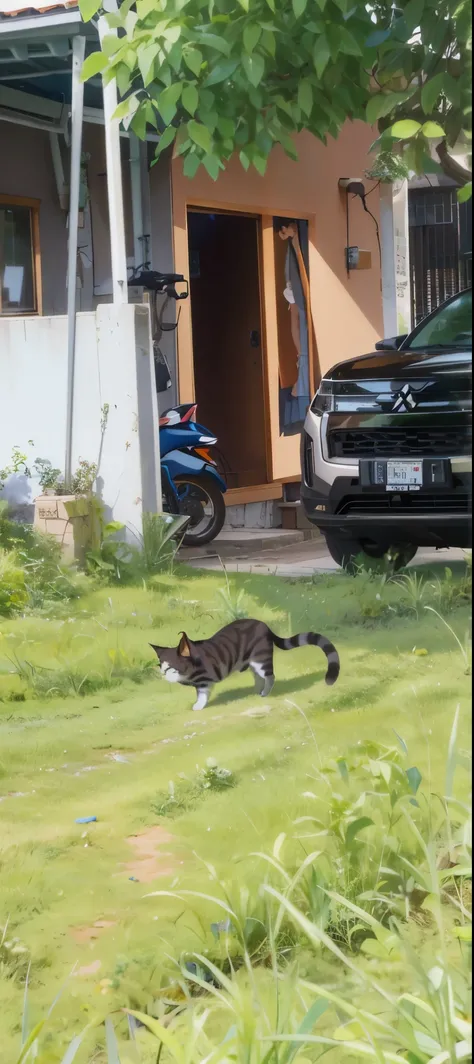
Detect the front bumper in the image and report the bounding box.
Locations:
[301,409,472,548]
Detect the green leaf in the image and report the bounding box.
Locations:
[313,35,331,79]
[79,0,100,22]
[130,107,147,140]
[156,124,177,155]
[202,153,221,179]
[458,181,472,203]
[217,115,235,139]
[188,119,213,153]
[100,34,120,59]
[366,93,400,124]
[345,816,374,848]
[183,152,201,178]
[365,28,391,47]
[253,153,268,175]
[184,47,203,77]
[182,83,199,116]
[204,57,239,86]
[298,79,313,118]
[406,766,422,795]
[242,52,265,87]
[421,72,447,115]
[403,0,424,32]
[80,51,108,82]
[157,81,182,124]
[113,93,139,124]
[196,31,231,55]
[421,121,445,138]
[338,27,362,55]
[243,23,262,53]
[391,119,422,138]
[292,0,308,17]
[136,44,158,86]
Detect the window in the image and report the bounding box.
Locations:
[405,289,472,351]
[0,196,41,315]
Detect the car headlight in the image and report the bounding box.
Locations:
[311,381,384,415]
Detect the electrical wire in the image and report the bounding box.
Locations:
[361,194,382,279]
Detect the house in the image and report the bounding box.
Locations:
[0,0,389,533]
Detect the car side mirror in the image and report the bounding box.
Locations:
[375,334,408,351]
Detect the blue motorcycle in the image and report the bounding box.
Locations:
[160,403,227,546]
[127,266,227,546]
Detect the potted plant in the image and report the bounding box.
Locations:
[33,458,101,566]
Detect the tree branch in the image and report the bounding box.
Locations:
[436,139,472,185]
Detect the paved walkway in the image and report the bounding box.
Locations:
[180,535,467,577]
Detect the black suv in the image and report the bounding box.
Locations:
[301,288,472,569]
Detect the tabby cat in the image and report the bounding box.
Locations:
[150,618,340,711]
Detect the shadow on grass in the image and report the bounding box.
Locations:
[210,670,326,707]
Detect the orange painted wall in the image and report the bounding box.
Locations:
[171,120,384,481]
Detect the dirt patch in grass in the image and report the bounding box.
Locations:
[120,825,176,883]
[71,919,117,945]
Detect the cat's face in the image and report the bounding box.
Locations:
[150,633,198,685]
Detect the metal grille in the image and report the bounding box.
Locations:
[409,187,472,326]
[337,494,470,515]
[328,426,472,459]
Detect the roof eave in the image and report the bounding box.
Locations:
[0,9,91,37]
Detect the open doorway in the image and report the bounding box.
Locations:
[187,209,268,488]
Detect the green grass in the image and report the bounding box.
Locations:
[0,561,471,1062]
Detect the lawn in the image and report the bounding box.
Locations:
[0,558,471,1062]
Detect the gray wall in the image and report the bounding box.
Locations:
[1,122,68,315]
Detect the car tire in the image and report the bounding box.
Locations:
[323,532,417,574]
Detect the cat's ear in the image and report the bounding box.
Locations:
[177,632,191,658]
[149,643,163,659]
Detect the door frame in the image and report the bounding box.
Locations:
[173,197,317,484]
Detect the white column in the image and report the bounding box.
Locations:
[98,14,128,303]
[379,182,397,339]
[379,179,412,338]
[65,32,86,484]
[392,180,412,334]
[129,133,144,268]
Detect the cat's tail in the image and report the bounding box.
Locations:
[270,630,340,686]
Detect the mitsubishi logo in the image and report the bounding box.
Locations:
[392,384,418,412]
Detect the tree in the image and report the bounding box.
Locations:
[79,0,472,196]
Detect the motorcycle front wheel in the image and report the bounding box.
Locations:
[166,474,226,547]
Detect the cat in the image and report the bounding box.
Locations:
[150,618,340,711]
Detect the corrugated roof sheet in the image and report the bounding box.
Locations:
[0,0,78,16]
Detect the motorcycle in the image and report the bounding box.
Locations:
[159,403,227,547]
[127,267,226,548]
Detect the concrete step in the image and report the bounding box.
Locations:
[178,526,320,561]
[278,499,315,531]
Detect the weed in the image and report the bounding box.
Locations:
[393,570,430,615]
[141,512,185,573]
[198,757,235,791]
[0,548,27,615]
[424,605,472,673]
[215,565,249,621]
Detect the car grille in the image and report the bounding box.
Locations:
[328,427,472,459]
[337,493,470,515]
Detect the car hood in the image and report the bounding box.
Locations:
[326,346,472,382]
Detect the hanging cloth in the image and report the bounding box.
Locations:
[280,225,313,436]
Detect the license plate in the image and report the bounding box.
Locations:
[386,461,422,491]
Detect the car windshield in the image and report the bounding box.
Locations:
[405,290,472,351]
